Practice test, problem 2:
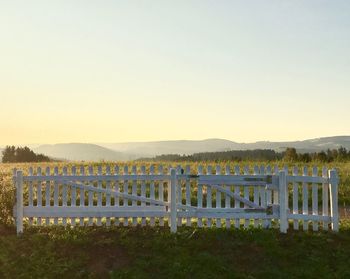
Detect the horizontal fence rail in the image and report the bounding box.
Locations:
[13,165,339,234]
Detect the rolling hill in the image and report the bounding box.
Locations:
[34,143,131,161]
[21,136,350,162]
[98,139,237,157]
[98,136,350,156]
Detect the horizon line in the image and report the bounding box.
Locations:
[1,134,350,148]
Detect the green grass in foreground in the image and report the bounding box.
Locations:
[1,221,350,279]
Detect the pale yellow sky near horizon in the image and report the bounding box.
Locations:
[1,1,350,145]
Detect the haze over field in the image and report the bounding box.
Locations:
[12,136,348,161]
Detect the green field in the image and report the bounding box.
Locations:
[1,161,350,278]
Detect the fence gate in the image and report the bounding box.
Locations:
[13,165,339,234]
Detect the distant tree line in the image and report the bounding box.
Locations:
[1,146,51,163]
[139,147,350,163]
[283,147,350,163]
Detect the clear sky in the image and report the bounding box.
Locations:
[1,0,349,145]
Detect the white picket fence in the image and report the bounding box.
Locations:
[13,165,339,234]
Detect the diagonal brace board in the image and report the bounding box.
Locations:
[60,180,169,207]
[202,184,265,210]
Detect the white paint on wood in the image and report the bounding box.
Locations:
[141,165,146,226]
[123,165,129,226]
[79,165,85,226]
[176,165,182,227]
[260,165,268,228]
[131,165,137,226]
[88,166,94,226]
[253,165,259,228]
[170,168,177,233]
[106,165,111,227]
[71,166,76,226]
[114,165,120,226]
[322,167,329,230]
[279,171,288,233]
[158,165,165,226]
[197,165,203,228]
[37,167,42,226]
[243,166,250,228]
[225,165,231,228]
[28,167,33,226]
[97,165,102,226]
[216,165,222,228]
[185,165,191,227]
[292,166,299,230]
[150,165,156,226]
[206,165,212,227]
[273,166,279,205]
[329,169,339,232]
[16,171,23,235]
[312,166,318,231]
[14,164,339,234]
[302,166,308,231]
[62,167,67,226]
[265,166,272,228]
[234,166,240,228]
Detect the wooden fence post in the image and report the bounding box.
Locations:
[279,170,288,233]
[329,169,339,232]
[170,168,177,233]
[16,170,24,235]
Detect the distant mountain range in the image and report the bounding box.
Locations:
[19,136,350,161]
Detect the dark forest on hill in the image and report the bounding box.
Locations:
[139,147,350,163]
[1,146,51,163]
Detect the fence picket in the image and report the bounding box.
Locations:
[106,165,111,227]
[96,166,102,226]
[253,165,259,228]
[114,166,120,226]
[273,166,279,205]
[225,165,231,228]
[234,165,240,228]
[159,165,165,226]
[302,166,308,231]
[88,166,93,226]
[44,167,51,226]
[312,167,318,231]
[79,166,85,226]
[197,165,203,228]
[176,165,182,227]
[292,166,299,230]
[141,165,146,226]
[265,166,272,228]
[28,167,33,226]
[260,165,267,228]
[53,167,59,225]
[207,165,212,228]
[185,165,191,227]
[322,167,329,230]
[132,165,137,226]
[36,167,42,226]
[216,165,222,228]
[71,166,76,226]
[243,166,250,228]
[62,167,67,226]
[329,169,339,232]
[123,166,129,226]
[150,165,156,226]
[284,166,289,216]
